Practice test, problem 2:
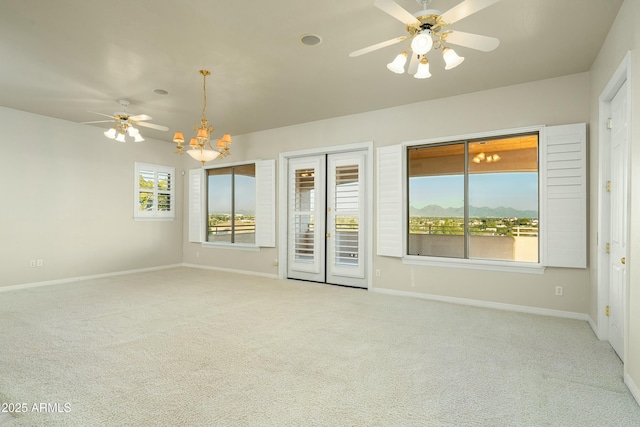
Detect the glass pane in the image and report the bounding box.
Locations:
[234,165,256,244]
[207,168,232,243]
[294,215,315,263]
[158,193,171,212]
[468,134,539,262]
[335,165,359,211]
[295,169,315,211]
[157,172,171,191]
[408,144,465,258]
[138,192,153,211]
[139,170,155,189]
[335,215,358,267]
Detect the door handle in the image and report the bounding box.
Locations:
[326,233,331,238]
[621,257,626,265]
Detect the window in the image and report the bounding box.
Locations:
[207,164,256,244]
[134,162,175,220]
[407,133,539,263]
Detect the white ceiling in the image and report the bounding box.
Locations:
[0,0,623,143]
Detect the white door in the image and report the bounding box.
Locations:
[287,152,367,288]
[327,152,366,287]
[608,80,628,360]
[287,156,326,282]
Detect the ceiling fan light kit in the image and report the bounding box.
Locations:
[351,0,501,79]
[83,99,169,143]
[173,69,232,165]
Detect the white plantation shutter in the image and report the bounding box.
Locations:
[189,168,205,243]
[377,145,403,257]
[541,123,587,268]
[255,159,276,247]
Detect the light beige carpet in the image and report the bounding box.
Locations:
[0,267,639,426]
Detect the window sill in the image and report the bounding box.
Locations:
[402,255,545,274]
[201,242,260,252]
[134,217,175,222]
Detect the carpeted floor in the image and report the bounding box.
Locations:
[0,267,639,426]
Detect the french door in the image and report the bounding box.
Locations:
[287,152,367,288]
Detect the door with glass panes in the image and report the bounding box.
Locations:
[287,152,366,287]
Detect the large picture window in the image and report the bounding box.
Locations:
[207,164,256,244]
[408,133,539,263]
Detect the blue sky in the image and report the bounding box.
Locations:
[410,172,538,211]
[208,174,256,213]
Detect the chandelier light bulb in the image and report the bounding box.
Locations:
[414,57,432,79]
[411,30,433,55]
[104,128,117,139]
[443,47,465,70]
[387,51,408,74]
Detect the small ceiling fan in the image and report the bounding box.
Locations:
[350,0,501,78]
[82,99,169,142]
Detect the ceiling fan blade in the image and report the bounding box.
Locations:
[87,110,117,119]
[135,121,169,132]
[81,120,114,124]
[445,31,500,52]
[129,114,152,121]
[374,0,420,25]
[349,35,410,57]
[407,53,420,75]
[439,0,500,26]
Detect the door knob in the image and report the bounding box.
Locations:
[621,257,626,265]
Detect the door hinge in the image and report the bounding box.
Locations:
[607,118,613,129]
[326,233,331,238]
[607,181,611,192]
[606,305,610,317]
[606,243,610,253]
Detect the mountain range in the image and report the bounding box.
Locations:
[409,204,538,219]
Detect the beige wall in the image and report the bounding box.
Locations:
[184,72,591,314]
[0,107,184,288]
[588,0,640,399]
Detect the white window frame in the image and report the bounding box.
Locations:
[376,124,587,274]
[134,162,175,221]
[189,159,275,251]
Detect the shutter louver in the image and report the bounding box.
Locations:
[189,168,204,243]
[255,159,276,247]
[377,145,403,257]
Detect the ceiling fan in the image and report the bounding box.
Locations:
[82,99,169,142]
[350,0,501,78]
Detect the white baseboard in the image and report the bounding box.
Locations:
[625,373,640,406]
[587,315,600,338]
[0,264,183,293]
[371,287,589,321]
[182,263,279,279]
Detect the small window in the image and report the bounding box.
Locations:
[134,162,175,220]
[207,164,256,244]
[408,133,539,263]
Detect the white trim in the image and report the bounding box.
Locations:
[201,242,260,252]
[403,125,544,148]
[371,287,589,321]
[625,373,640,406]
[278,141,374,290]
[402,256,545,274]
[0,264,183,293]
[133,217,174,222]
[182,263,278,279]
[596,51,632,342]
[587,315,598,337]
[134,162,176,220]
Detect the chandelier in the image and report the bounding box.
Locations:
[472,152,501,163]
[172,70,231,165]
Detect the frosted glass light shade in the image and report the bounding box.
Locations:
[127,126,139,137]
[411,31,433,55]
[413,57,432,79]
[104,128,117,139]
[386,52,408,74]
[443,47,465,70]
[134,134,145,142]
[115,133,126,143]
[188,149,220,163]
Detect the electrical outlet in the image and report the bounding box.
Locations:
[37,259,43,267]
[555,286,563,296]
[375,269,381,277]
[29,260,36,268]
[273,259,279,267]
